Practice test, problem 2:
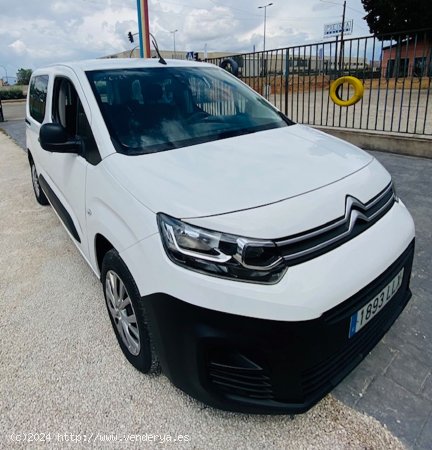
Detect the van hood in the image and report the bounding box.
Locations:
[104,124,373,218]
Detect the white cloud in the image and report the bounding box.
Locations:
[0,0,370,80]
[184,7,238,41]
[51,1,80,14]
[72,6,137,53]
[8,40,28,55]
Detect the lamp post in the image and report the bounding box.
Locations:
[0,65,8,84]
[170,29,178,59]
[258,3,273,53]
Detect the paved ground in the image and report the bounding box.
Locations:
[333,151,432,449]
[0,119,26,149]
[1,107,431,449]
[269,88,432,137]
[0,131,404,449]
[0,101,26,149]
[0,100,26,120]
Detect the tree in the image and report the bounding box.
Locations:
[361,0,432,36]
[16,68,32,85]
[362,0,432,78]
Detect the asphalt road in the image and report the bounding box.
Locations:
[1,106,431,449]
[0,101,26,149]
[333,151,432,449]
[0,100,25,120]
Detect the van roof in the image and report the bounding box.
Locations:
[42,58,215,72]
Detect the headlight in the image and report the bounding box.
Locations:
[157,213,287,284]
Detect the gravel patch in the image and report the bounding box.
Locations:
[0,132,404,449]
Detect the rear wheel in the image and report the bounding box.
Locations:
[30,158,49,206]
[101,249,160,374]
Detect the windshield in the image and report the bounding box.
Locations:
[86,66,292,155]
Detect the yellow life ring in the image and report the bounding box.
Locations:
[330,76,364,107]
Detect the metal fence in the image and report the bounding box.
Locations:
[206,29,432,136]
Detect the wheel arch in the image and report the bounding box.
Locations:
[95,233,115,277]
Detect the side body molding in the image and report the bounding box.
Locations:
[39,174,81,243]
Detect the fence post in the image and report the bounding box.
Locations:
[334,35,339,78]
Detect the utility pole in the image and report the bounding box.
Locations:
[258,3,273,52]
[170,29,178,59]
[339,0,346,73]
[319,0,347,74]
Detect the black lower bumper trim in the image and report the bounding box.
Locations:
[39,174,81,243]
[142,240,414,414]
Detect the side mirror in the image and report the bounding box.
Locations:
[39,123,81,153]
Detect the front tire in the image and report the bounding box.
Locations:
[30,158,49,206]
[101,249,160,374]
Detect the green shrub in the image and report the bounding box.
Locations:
[0,88,25,100]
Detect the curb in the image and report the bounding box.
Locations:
[314,127,432,159]
[0,99,26,104]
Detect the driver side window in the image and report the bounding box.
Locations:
[52,77,101,165]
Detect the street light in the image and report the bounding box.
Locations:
[0,65,8,84]
[258,3,273,53]
[170,29,178,59]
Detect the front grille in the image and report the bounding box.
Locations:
[301,242,414,400]
[302,292,408,398]
[275,183,395,266]
[207,352,274,400]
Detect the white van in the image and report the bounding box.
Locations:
[26,58,415,414]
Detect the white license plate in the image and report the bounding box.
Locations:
[348,268,405,338]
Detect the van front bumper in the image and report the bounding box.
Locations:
[143,240,414,414]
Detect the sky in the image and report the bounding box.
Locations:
[0,0,372,83]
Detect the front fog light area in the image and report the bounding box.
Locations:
[157,213,287,284]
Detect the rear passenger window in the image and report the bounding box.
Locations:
[29,75,49,123]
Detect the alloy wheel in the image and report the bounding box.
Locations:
[105,270,141,356]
